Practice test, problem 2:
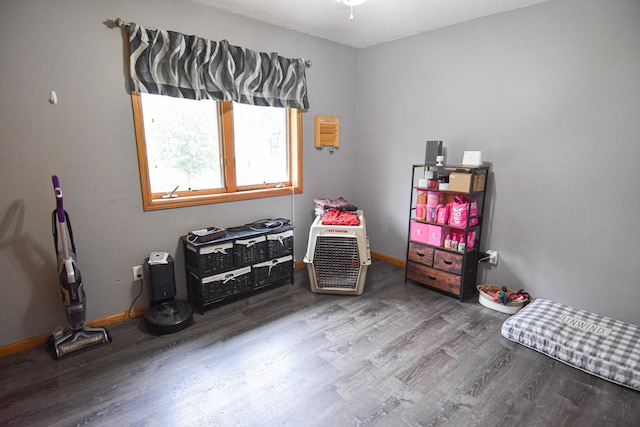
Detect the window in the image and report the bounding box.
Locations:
[232,102,288,187]
[132,92,303,210]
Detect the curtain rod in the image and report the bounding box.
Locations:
[112,18,312,69]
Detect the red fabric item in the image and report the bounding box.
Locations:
[321,209,360,226]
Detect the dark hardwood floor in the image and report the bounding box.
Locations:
[1,259,638,426]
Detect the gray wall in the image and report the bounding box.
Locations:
[356,0,640,324]
[1,0,639,347]
[0,0,359,346]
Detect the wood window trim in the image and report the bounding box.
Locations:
[131,92,303,211]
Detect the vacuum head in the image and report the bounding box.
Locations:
[48,326,111,360]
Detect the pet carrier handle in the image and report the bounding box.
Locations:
[52,175,65,223]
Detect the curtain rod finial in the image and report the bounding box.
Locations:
[113,18,129,28]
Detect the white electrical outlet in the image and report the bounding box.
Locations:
[486,250,498,266]
[132,265,144,281]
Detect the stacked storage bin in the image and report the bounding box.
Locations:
[183,224,294,314]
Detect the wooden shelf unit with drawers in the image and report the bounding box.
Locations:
[405,164,489,300]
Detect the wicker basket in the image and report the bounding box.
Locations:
[477,284,530,314]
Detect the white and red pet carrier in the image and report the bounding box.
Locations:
[303,210,371,295]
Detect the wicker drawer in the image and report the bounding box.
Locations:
[252,255,293,288]
[407,242,434,266]
[234,235,268,267]
[267,230,294,258]
[434,250,463,275]
[189,266,253,304]
[186,241,234,276]
[406,262,462,296]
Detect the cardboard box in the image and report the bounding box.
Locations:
[449,172,486,193]
[448,173,472,193]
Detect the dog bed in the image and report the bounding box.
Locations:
[501,298,640,391]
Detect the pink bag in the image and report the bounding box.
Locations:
[436,203,450,225]
[448,195,478,228]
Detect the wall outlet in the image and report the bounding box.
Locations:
[486,250,498,266]
[132,265,144,281]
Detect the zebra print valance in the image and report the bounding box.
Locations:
[127,23,309,109]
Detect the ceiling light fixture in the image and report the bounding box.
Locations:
[336,0,367,22]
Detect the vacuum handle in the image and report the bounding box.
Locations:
[52,175,65,223]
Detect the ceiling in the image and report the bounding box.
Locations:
[193,0,549,48]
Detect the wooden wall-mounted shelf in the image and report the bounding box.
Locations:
[314,115,339,149]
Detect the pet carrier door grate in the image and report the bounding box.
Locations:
[313,236,360,289]
[304,210,370,295]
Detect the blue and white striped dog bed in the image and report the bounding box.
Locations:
[501,298,640,391]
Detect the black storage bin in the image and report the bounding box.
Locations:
[267,229,294,259]
[234,235,268,266]
[253,255,293,288]
[186,241,234,276]
[189,266,253,304]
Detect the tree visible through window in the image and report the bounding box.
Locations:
[141,94,223,194]
[131,92,303,211]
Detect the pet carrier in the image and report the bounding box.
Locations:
[303,210,371,295]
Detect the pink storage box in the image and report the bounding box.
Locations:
[409,221,430,244]
[427,224,445,247]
